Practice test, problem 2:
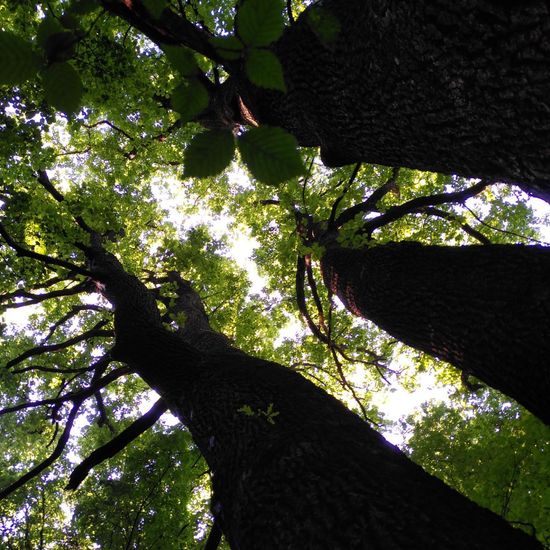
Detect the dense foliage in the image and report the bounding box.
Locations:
[0,1,549,548]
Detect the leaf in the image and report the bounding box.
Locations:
[236,0,285,47]
[171,79,209,122]
[141,0,168,19]
[66,0,100,15]
[209,35,244,61]
[37,17,65,49]
[237,126,305,185]
[306,6,341,45]
[41,62,83,115]
[162,45,198,76]
[0,32,42,86]
[184,130,235,178]
[245,49,286,92]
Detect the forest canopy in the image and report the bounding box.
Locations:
[0,1,549,548]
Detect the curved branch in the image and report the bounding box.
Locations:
[0,222,92,278]
[0,399,83,500]
[0,366,130,417]
[5,321,113,370]
[334,166,399,228]
[421,206,491,245]
[360,180,492,236]
[66,398,168,490]
[1,281,93,310]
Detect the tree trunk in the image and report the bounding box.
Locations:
[237,0,550,201]
[88,243,542,549]
[321,241,550,425]
[101,0,550,199]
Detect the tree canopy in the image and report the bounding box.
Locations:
[0,1,549,548]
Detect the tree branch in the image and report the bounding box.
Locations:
[334,167,400,228]
[5,321,113,370]
[421,206,491,244]
[360,180,492,236]
[0,366,129,417]
[66,398,168,490]
[0,399,83,500]
[0,222,92,278]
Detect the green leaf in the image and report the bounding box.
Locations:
[36,17,65,49]
[210,35,244,61]
[245,49,286,92]
[66,0,100,15]
[171,79,209,122]
[184,130,236,178]
[41,62,83,115]
[142,0,168,19]
[306,6,341,45]
[236,0,285,47]
[0,32,42,86]
[237,126,305,185]
[162,45,198,76]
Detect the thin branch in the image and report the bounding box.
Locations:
[36,170,95,236]
[334,167,400,228]
[5,321,113,370]
[0,366,129,417]
[66,398,168,490]
[1,281,92,310]
[327,163,361,230]
[295,256,330,345]
[0,222,92,278]
[42,304,107,343]
[82,120,134,141]
[360,179,492,236]
[421,206,491,244]
[465,205,550,245]
[286,0,294,23]
[204,520,222,550]
[0,399,83,500]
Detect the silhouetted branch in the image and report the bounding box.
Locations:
[421,206,491,244]
[42,304,106,343]
[0,399,83,500]
[360,179,492,236]
[0,221,92,277]
[0,366,130,417]
[334,167,400,228]
[66,398,168,490]
[204,520,222,550]
[36,170,95,236]
[5,321,112,370]
[327,163,362,229]
[0,281,92,310]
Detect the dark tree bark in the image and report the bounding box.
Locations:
[321,241,550,425]
[101,0,550,201]
[88,243,542,549]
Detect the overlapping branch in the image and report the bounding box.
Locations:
[66,398,168,490]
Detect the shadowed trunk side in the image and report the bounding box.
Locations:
[321,242,550,424]
[88,242,542,549]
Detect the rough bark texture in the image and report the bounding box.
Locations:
[321,241,550,425]
[89,244,542,549]
[237,0,550,201]
[101,0,550,199]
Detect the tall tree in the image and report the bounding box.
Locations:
[0,219,542,549]
[320,240,550,425]
[98,0,550,200]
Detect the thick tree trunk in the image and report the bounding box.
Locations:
[238,0,550,201]
[102,0,550,199]
[89,244,542,549]
[321,241,550,424]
